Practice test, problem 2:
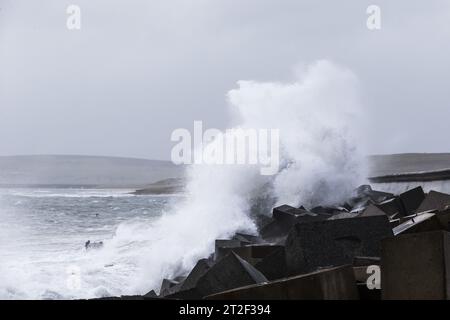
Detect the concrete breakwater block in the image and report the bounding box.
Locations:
[159,278,182,297]
[179,258,213,292]
[254,246,287,281]
[215,243,283,264]
[232,233,264,245]
[214,239,243,260]
[399,186,425,214]
[260,205,328,240]
[285,215,393,275]
[166,252,268,299]
[376,197,405,216]
[416,190,450,213]
[205,265,358,300]
[393,209,450,236]
[382,231,450,300]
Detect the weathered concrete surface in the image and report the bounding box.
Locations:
[232,233,263,245]
[180,258,213,292]
[353,256,380,267]
[215,244,283,265]
[260,205,328,240]
[205,265,358,300]
[254,246,287,281]
[416,190,450,212]
[359,204,387,217]
[393,209,450,236]
[376,197,405,216]
[382,231,450,300]
[399,186,425,214]
[285,215,393,275]
[214,239,243,260]
[168,252,268,299]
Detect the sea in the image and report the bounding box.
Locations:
[0,188,180,299]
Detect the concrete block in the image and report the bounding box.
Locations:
[232,233,263,244]
[285,215,393,276]
[382,231,450,299]
[400,186,425,214]
[214,239,243,260]
[159,278,184,297]
[393,210,450,236]
[359,204,387,218]
[353,256,380,267]
[174,252,268,299]
[254,246,287,281]
[416,190,450,213]
[143,290,157,298]
[260,206,328,240]
[376,197,405,216]
[180,258,213,292]
[215,244,283,265]
[205,265,358,300]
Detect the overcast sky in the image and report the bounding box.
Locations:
[1,0,449,160]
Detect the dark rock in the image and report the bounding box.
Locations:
[416,190,450,213]
[382,230,450,299]
[169,252,268,299]
[399,186,425,214]
[254,246,287,281]
[205,265,358,300]
[285,215,393,276]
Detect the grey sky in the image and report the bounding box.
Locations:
[1,0,449,160]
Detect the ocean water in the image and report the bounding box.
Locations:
[0,188,180,299]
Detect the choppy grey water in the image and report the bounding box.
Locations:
[0,188,179,299]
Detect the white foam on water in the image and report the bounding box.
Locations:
[0,60,367,299]
[105,60,367,295]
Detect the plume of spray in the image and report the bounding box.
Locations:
[103,60,367,295]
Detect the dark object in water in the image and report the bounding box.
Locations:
[85,240,104,250]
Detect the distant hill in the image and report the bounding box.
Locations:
[0,155,184,188]
[1,153,449,189]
